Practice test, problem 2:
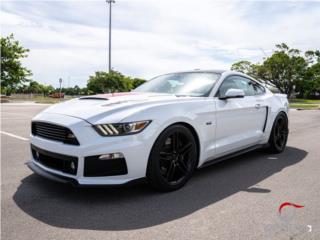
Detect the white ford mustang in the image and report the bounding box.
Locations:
[28,70,289,191]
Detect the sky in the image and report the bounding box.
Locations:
[1,0,320,88]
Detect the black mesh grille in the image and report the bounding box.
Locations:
[32,121,79,145]
[31,144,78,175]
[84,155,128,177]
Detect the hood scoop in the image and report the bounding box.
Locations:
[79,92,139,101]
[79,96,109,100]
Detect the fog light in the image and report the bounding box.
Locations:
[70,161,76,171]
[36,151,40,159]
[99,153,124,160]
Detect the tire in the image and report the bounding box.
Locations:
[147,124,198,191]
[267,112,289,153]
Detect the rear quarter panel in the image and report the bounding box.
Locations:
[260,91,289,143]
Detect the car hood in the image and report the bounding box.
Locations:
[42,92,186,124]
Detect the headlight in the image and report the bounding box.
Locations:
[93,120,151,136]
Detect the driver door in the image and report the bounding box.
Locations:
[214,75,267,157]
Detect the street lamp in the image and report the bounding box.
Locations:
[59,78,62,101]
[106,0,115,73]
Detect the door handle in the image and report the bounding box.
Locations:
[255,104,261,109]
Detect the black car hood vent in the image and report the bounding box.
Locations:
[79,97,109,100]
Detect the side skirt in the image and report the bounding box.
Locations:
[199,144,265,169]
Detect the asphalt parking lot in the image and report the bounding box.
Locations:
[1,103,320,240]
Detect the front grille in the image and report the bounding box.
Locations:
[32,121,79,145]
[31,144,78,175]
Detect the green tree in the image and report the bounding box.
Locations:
[73,85,81,95]
[1,34,32,95]
[80,87,92,95]
[41,85,55,96]
[25,80,42,94]
[300,50,320,98]
[132,78,146,89]
[231,60,260,79]
[231,43,311,98]
[259,43,307,98]
[16,81,55,96]
[87,70,145,93]
[16,84,28,94]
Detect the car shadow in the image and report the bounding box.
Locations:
[13,146,307,231]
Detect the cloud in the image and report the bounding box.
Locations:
[1,0,319,87]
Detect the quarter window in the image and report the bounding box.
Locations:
[251,81,266,95]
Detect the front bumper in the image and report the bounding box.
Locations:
[26,161,146,187]
[27,161,78,185]
[29,112,159,186]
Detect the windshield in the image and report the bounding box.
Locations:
[133,72,221,97]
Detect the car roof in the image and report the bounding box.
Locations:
[153,70,257,81]
[171,69,227,74]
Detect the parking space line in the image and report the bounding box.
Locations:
[1,112,34,118]
[0,131,29,141]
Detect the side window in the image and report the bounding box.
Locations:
[217,77,239,97]
[218,76,255,97]
[234,77,255,96]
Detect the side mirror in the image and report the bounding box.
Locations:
[219,88,245,100]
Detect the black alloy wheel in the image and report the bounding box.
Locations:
[268,112,289,153]
[147,125,198,191]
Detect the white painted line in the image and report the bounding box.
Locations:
[0,131,29,141]
[1,102,51,106]
[1,118,31,120]
[2,113,34,118]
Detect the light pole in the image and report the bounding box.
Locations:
[106,0,115,73]
[59,78,62,101]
